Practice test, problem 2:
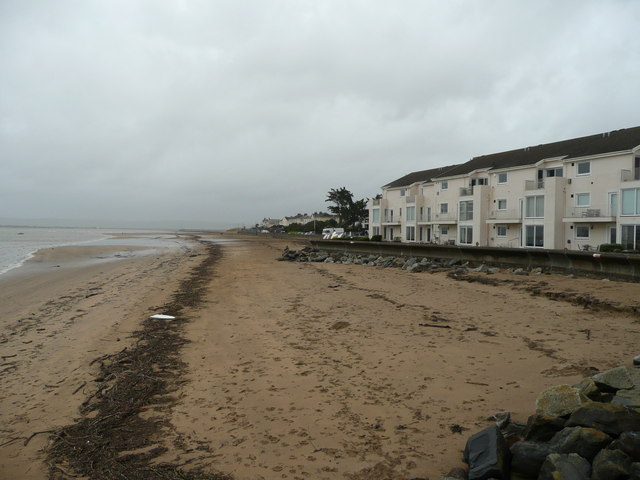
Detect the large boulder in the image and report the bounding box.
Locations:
[510,440,552,478]
[524,414,566,442]
[612,388,640,408]
[566,401,640,436]
[463,425,509,480]
[592,366,635,392]
[573,377,603,401]
[591,448,633,480]
[549,426,612,461]
[538,453,591,480]
[610,431,640,462]
[536,385,583,417]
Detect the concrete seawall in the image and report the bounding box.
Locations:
[310,240,640,281]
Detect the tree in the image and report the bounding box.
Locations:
[325,187,368,229]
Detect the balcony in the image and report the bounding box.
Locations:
[405,195,416,204]
[563,205,615,223]
[525,180,545,190]
[372,198,381,206]
[487,208,522,223]
[417,213,432,223]
[459,186,474,196]
[433,212,457,223]
[383,215,400,224]
[621,168,640,182]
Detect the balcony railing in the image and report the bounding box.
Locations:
[372,198,381,206]
[488,208,521,220]
[418,213,432,222]
[525,180,545,190]
[621,169,640,182]
[405,195,416,204]
[383,215,400,223]
[564,205,614,219]
[459,186,474,196]
[434,212,457,222]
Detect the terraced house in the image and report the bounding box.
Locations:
[368,126,640,251]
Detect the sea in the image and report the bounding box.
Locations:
[0,226,185,277]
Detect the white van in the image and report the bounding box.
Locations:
[321,228,345,239]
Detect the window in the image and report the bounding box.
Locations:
[621,225,640,250]
[525,196,544,218]
[406,206,415,221]
[497,173,508,184]
[545,167,563,177]
[575,225,590,239]
[440,225,449,235]
[525,225,544,247]
[459,200,473,221]
[576,193,590,207]
[497,199,507,210]
[372,209,380,223]
[400,189,405,197]
[440,203,448,214]
[399,208,402,217]
[406,226,415,241]
[372,226,380,236]
[577,162,591,175]
[459,226,473,244]
[621,188,640,215]
[496,226,507,237]
[471,178,488,186]
[441,181,448,190]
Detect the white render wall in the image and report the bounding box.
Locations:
[368,149,640,250]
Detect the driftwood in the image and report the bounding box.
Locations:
[418,323,452,329]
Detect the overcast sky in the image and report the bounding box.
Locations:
[1,1,639,229]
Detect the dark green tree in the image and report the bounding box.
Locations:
[325,187,368,229]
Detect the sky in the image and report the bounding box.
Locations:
[1,0,639,229]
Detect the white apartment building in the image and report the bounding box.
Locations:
[368,126,640,251]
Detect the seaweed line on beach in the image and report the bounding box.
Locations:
[46,241,233,480]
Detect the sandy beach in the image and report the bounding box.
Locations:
[1,235,639,479]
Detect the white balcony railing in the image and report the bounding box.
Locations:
[434,212,457,222]
[405,195,416,204]
[525,180,545,190]
[372,198,381,206]
[459,186,474,196]
[488,209,521,220]
[621,169,640,182]
[564,205,613,219]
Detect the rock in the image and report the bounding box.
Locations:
[631,462,640,479]
[592,366,635,392]
[524,414,566,442]
[510,440,553,477]
[567,274,577,279]
[591,448,633,480]
[407,263,424,273]
[513,268,529,276]
[538,453,591,480]
[536,385,583,417]
[488,411,511,429]
[612,388,640,408]
[610,431,640,461]
[487,267,500,274]
[474,264,489,273]
[549,426,612,461]
[463,425,509,480]
[573,377,603,401]
[634,355,640,366]
[501,421,527,446]
[566,401,640,436]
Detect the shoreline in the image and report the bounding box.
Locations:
[1,235,639,479]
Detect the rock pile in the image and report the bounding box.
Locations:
[279,247,514,274]
[457,365,640,480]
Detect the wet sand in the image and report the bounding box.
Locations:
[1,235,639,479]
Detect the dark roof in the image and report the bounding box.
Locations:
[437,126,640,178]
[384,164,460,188]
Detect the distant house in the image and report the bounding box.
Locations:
[279,212,337,227]
[261,218,281,228]
[368,126,640,250]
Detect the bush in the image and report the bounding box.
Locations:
[351,236,369,241]
[598,243,624,252]
[370,235,382,242]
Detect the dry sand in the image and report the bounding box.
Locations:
[1,234,639,479]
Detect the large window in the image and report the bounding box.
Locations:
[576,193,590,207]
[497,173,508,184]
[400,189,406,197]
[406,206,415,221]
[441,181,448,190]
[525,195,544,218]
[459,226,473,244]
[372,209,380,223]
[577,161,591,175]
[525,225,544,247]
[406,226,416,241]
[440,203,448,214]
[621,225,640,250]
[471,178,488,186]
[459,200,473,221]
[575,225,590,239]
[622,188,640,215]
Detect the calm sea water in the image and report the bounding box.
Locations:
[0,226,182,276]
